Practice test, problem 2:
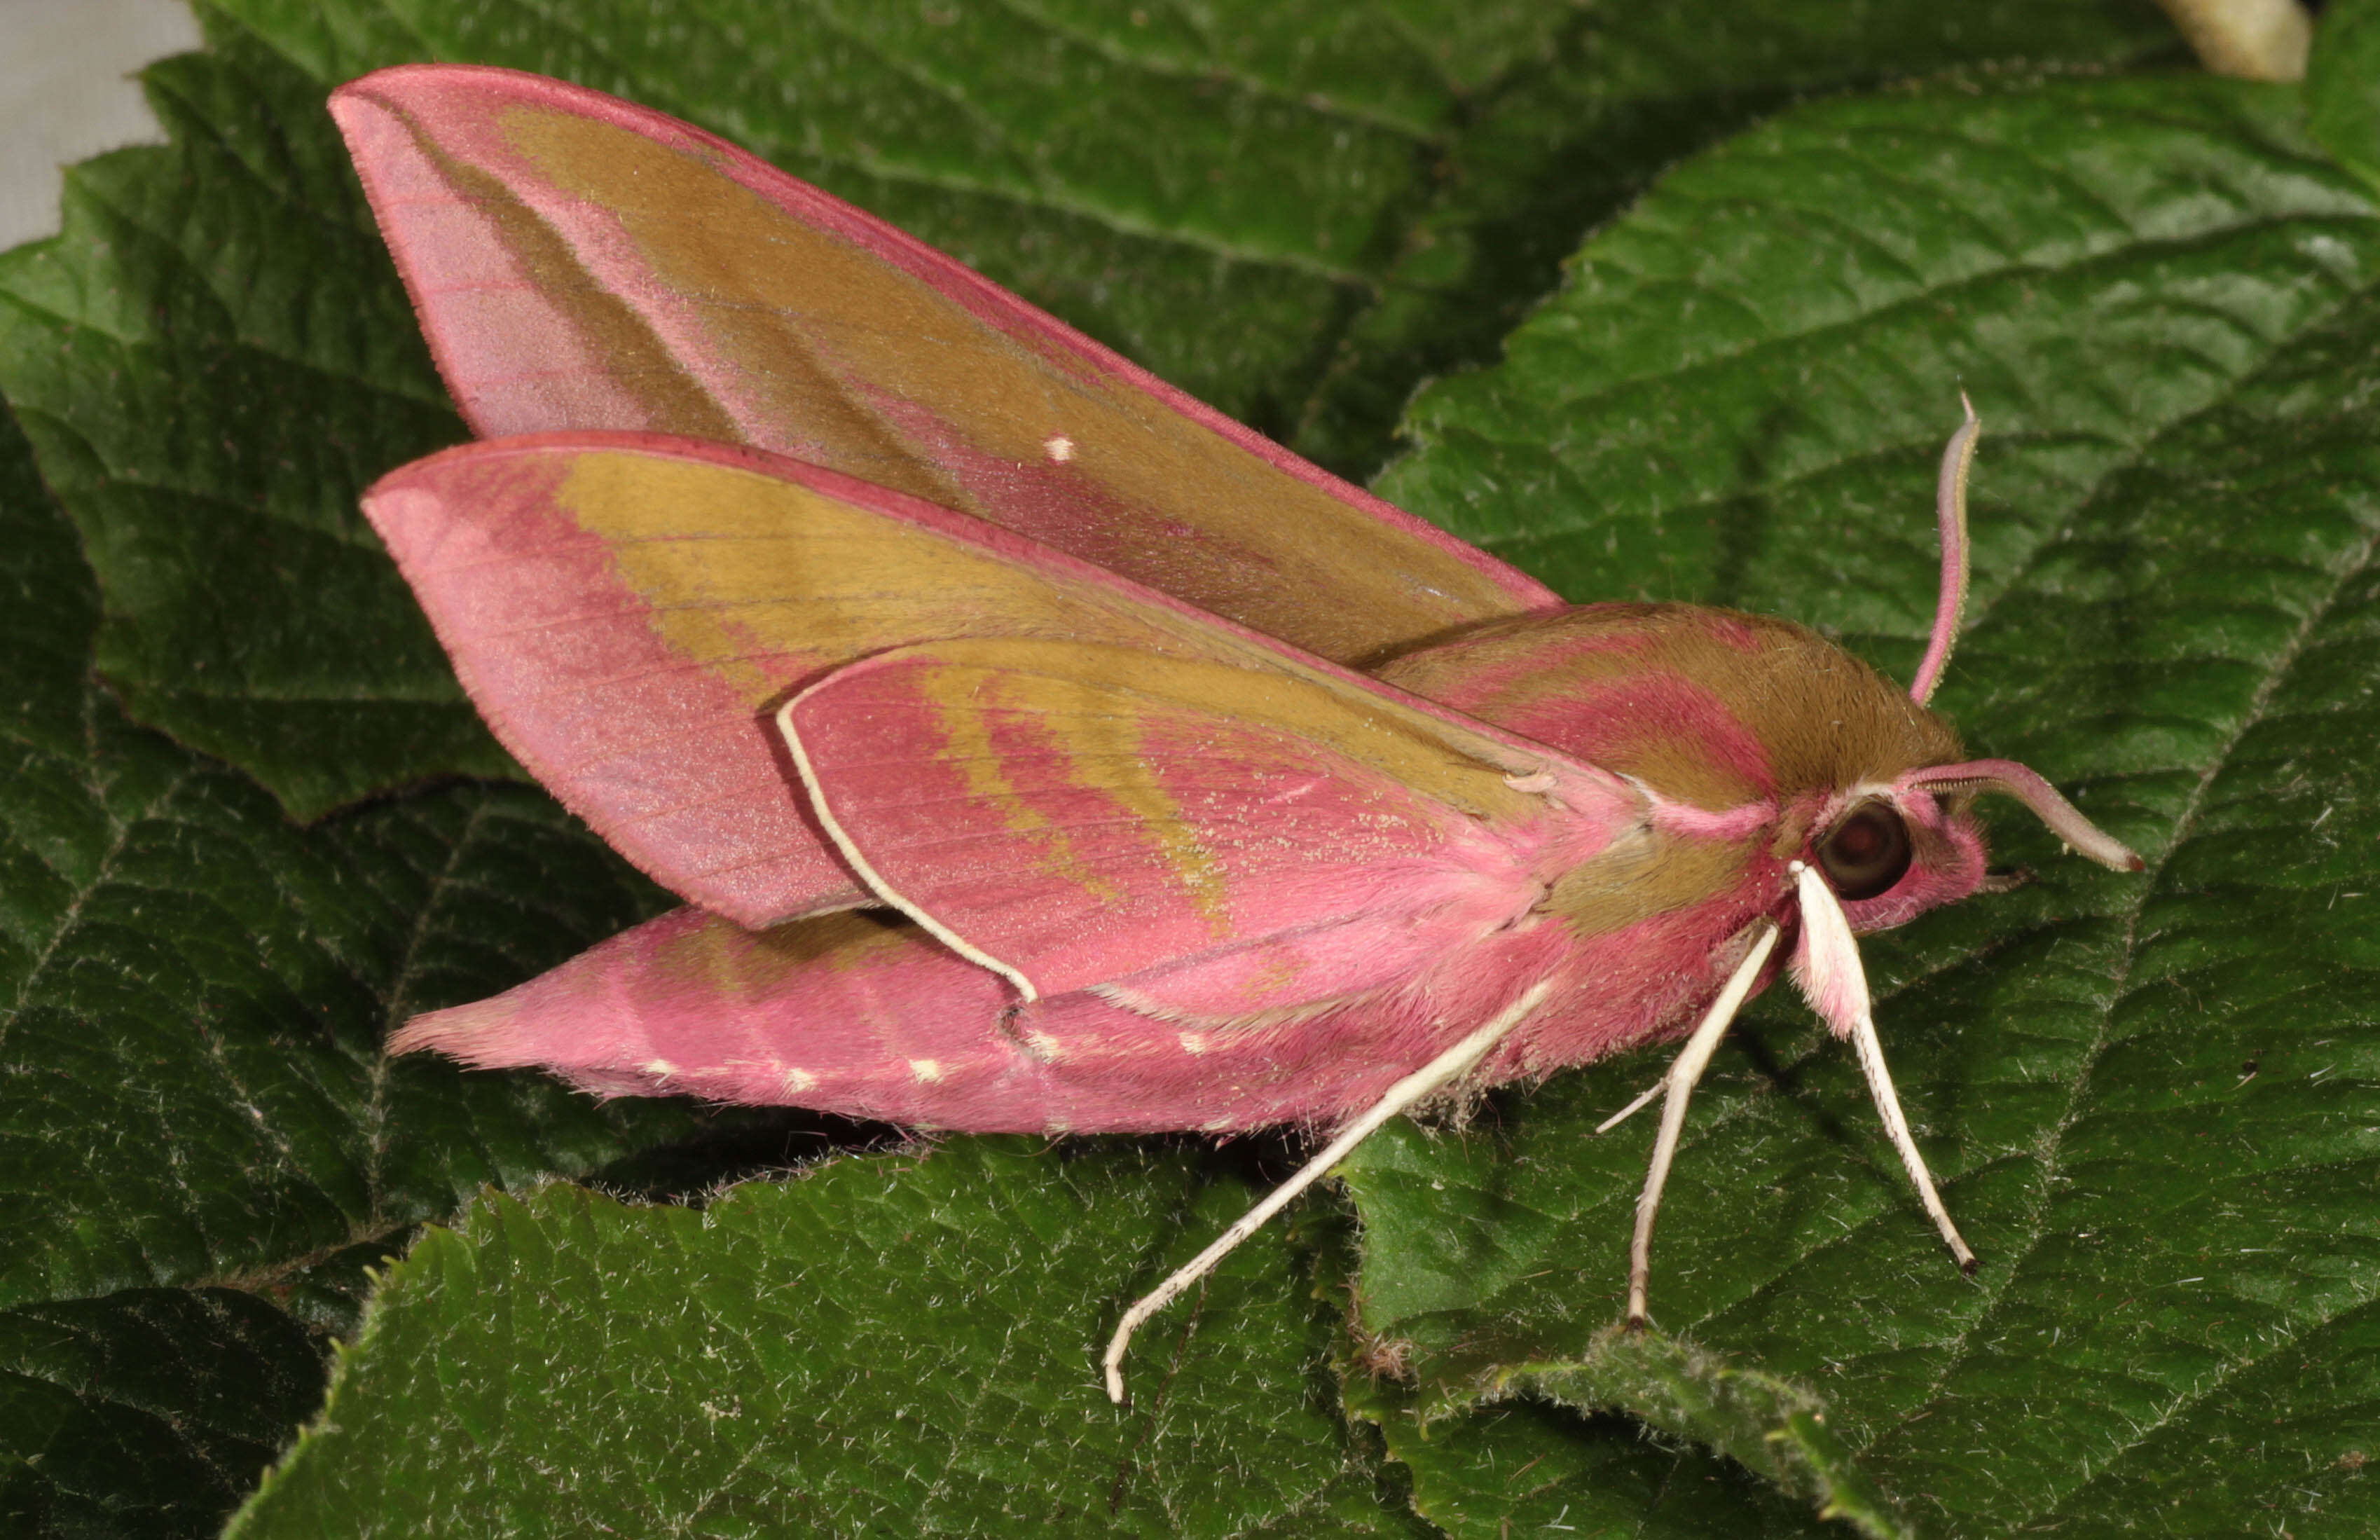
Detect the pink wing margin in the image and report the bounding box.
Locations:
[389,902,1585,1134]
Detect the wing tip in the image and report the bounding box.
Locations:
[387,996,531,1066]
[329,63,750,174]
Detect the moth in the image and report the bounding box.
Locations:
[333,66,2142,1403]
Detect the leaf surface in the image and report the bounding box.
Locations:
[2309,0,2380,186]
[0,1291,326,1540]
[11,3,2376,1538]
[226,1146,1429,1539]
[1293,0,2180,474]
[0,22,495,819]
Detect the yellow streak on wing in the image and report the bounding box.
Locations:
[498,106,965,509]
[405,113,742,443]
[986,666,1235,933]
[651,908,919,998]
[546,452,1560,829]
[1240,948,1309,1001]
[914,664,1126,910]
[551,448,1166,706]
[502,106,1532,661]
[1065,647,1529,824]
[1543,827,1751,935]
[902,640,1542,908]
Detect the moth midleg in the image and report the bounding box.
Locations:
[1102,978,1555,1405]
[1626,921,1782,1327]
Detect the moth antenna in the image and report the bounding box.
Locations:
[1103,979,1554,1405]
[1791,865,1977,1274]
[1909,397,1981,706]
[1624,921,1781,1327]
[1904,758,2145,872]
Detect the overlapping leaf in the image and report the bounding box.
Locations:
[226,1144,1430,1539]
[1347,67,2380,1536]
[1291,0,2180,474]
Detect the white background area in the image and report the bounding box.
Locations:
[0,0,205,250]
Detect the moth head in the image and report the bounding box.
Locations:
[1795,759,2141,935]
[1795,398,2142,932]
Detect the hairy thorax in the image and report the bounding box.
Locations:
[1377,604,1979,935]
[1376,603,1963,805]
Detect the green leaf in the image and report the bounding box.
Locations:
[1291,0,2182,476]
[225,1146,1426,1537]
[1348,71,2380,1534]
[0,334,701,1534]
[1328,1223,1857,1536]
[0,725,699,1310]
[2309,0,2380,188]
[0,22,501,821]
[0,1290,326,1539]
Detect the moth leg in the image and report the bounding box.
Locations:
[1845,973,1979,1274]
[1626,921,1782,1328]
[1791,862,1977,1274]
[1102,979,1555,1406]
[1594,1080,1665,1134]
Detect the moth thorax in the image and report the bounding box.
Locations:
[1376,602,1963,811]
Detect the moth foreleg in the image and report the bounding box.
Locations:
[1101,978,1555,1406]
[1791,862,1977,1274]
[1844,968,1979,1275]
[1626,921,1782,1328]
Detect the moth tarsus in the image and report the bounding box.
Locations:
[1976,866,2035,896]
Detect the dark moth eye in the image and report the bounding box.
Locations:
[1816,801,1913,901]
